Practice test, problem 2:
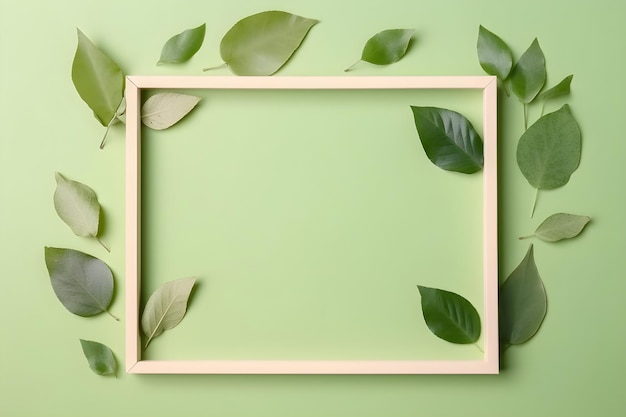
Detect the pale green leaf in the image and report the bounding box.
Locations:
[79,339,116,376]
[520,213,591,242]
[157,23,206,64]
[477,25,513,80]
[142,277,197,348]
[71,29,124,126]
[499,244,547,346]
[417,285,481,344]
[538,74,573,102]
[211,10,319,76]
[142,93,201,130]
[44,247,117,320]
[517,104,581,189]
[346,29,415,71]
[510,38,546,103]
[410,106,483,174]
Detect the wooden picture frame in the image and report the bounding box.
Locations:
[125,76,498,374]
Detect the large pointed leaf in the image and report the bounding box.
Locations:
[520,213,591,242]
[142,277,197,348]
[71,29,124,126]
[410,106,483,174]
[538,74,573,102]
[44,247,116,319]
[499,244,547,346]
[477,25,513,80]
[157,23,206,64]
[215,10,319,76]
[79,339,116,376]
[510,38,546,103]
[417,285,481,344]
[517,104,581,189]
[345,29,414,71]
[142,93,201,130]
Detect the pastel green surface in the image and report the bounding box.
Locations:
[1,1,624,417]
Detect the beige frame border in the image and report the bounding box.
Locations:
[125,76,498,374]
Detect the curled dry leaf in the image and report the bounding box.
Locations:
[80,339,117,376]
[142,93,201,130]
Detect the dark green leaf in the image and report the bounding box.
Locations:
[79,339,116,376]
[510,38,546,103]
[517,104,581,189]
[346,29,414,71]
[520,213,591,242]
[410,106,483,174]
[71,29,124,126]
[499,244,547,345]
[538,74,573,102]
[44,247,117,320]
[157,23,206,64]
[213,10,319,76]
[417,285,481,344]
[477,25,513,80]
[142,277,196,348]
[142,93,201,130]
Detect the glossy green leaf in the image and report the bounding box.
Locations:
[517,104,581,189]
[44,247,117,320]
[142,277,196,348]
[71,29,124,126]
[157,23,206,64]
[53,172,108,252]
[79,339,116,376]
[520,213,591,242]
[538,74,573,102]
[417,285,481,344]
[410,106,483,173]
[345,29,414,71]
[211,10,319,76]
[510,38,546,103]
[142,93,201,130]
[499,244,547,346]
[477,25,513,80]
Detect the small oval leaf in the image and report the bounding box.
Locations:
[538,74,573,102]
[346,29,414,71]
[44,247,115,318]
[510,38,546,103]
[216,10,319,76]
[80,339,116,376]
[142,93,201,130]
[477,25,513,80]
[410,106,484,173]
[142,277,197,348]
[417,285,481,344]
[499,244,547,346]
[53,172,100,237]
[517,104,581,189]
[520,213,591,242]
[71,29,124,126]
[157,23,206,64]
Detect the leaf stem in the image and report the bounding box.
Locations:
[106,309,120,321]
[530,187,539,218]
[99,119,114,149]
[523,103,528,131]
[202,62,228,72]
[474,342,484,353]
[344,60,361,72]
[95,236,111,252]
[518,234,535,240]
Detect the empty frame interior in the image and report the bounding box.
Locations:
[125,76,498,374]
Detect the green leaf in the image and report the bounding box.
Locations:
[345,28,414,71]
[142,277,196,348]
[157,23,206,64]
[520,213,591,242]
[44,247,117,320]
[142,93,201,130]
[53,172,109,252]
[410,106,483,174]
[417,285,481,344]
[71,29,124,126]
[538,74,573,102]
[79,339,116,376]
[510,38,546,103]
[477,25,513,80]
[517,104,582,190]
[499,244,547,346]
[209,10,319,76]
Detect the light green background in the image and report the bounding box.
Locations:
[1,0,624,416]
